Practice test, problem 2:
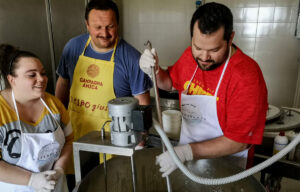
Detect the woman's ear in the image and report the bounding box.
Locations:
[7,75,15,87]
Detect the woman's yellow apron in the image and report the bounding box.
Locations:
[67,37,117,173]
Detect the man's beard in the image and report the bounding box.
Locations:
[194,48,230,71]
[195,59,222,71]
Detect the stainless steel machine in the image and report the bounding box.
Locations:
[108,97,138,147]
[108,97,152,146]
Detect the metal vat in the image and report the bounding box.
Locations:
[75,148,266,192]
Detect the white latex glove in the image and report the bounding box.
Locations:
[28,170,56,191]
[139,48,159,78]
[155,144,193,177]
[47,167,64,181]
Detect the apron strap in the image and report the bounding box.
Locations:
[186,46,232,95]
[11,90,62,133]
[214,46,232,96]
[40,98,63,130]
[11,91,23,133]
[110,37,118,62]
[80,37,92,56]
[186,65,199,91]
[81,36,119,63]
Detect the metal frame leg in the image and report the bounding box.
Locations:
[103,153,107,192]
[130,154,137,192]
[101,151,137,192]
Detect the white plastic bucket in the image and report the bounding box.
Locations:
[162,109,182,139]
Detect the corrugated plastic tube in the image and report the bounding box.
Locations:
[153,119,300,185]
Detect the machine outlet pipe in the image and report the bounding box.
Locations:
[153,119,300,185]
[144,41,172,192]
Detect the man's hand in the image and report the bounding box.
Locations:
[139,48,159,78]
[28,171,56,191]
[155,144,193,177]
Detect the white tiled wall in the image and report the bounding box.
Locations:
[117,0,194,67]
[118,0,300,107]
[217,0,300,107]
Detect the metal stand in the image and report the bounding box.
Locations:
[73,131,137,192]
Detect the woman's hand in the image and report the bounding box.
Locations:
[28,170,56,191]
[47,167,64,181]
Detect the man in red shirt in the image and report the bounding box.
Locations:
[140,2,268,177]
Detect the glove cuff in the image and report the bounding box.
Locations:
[27,173,35,186]
[55,167,65,174]
[180,144,193,161]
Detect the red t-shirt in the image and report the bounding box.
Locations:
[168,46,268,145]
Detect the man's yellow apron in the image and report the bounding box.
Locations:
[67,37,117,173]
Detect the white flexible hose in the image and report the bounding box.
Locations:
[153,119,300,185]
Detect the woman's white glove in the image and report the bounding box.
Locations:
[139,48,159,78]
[47,167,64,181]
[155,144,193,177]
[28,170,56,191]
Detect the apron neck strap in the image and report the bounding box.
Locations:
[214,46,231,96]
[40,98,62,128]
[186,46,232,96]
[110,37,118,62]
[186,65,199,90]
[11,91,22,132]
[11,91,62,132]
[82,36,119,62]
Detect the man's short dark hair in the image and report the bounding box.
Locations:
[85,0,119,24]
[190,2,233,42]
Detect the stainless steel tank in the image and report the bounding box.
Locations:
[75,148,266,192]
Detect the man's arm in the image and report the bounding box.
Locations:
[155,67,174,91]
[190,135,249,159]
[134,91,151,105]
[55,76,70,108]
[133,91,151,147]
[155,135,249,177]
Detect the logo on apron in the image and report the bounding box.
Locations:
[38,142,61,161]
[87,64,100,78]
[181,103,202,120]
